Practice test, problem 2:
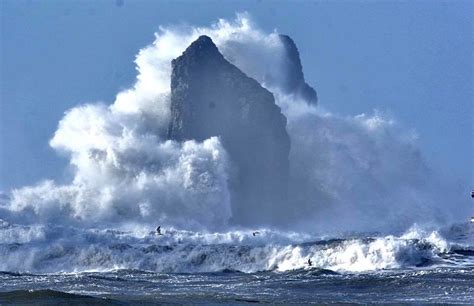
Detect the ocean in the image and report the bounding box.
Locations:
[1,222,473,304]
[1,13,472,305]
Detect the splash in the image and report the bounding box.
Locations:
[1,13,469,234]
[0,220,454,273]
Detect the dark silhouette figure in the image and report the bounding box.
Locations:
[471,192,474,223]
[156,226,162,235]
[252,231,260,237]
[307,258,312,267]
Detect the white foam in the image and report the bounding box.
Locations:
[1,14,470,256]
[0,224,453,273]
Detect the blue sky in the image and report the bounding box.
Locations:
[0,0,472,191]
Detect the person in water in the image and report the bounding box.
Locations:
[307,258,312,267]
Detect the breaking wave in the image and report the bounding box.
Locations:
[0,220,460,274]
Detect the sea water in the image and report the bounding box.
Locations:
[1,221,473,304]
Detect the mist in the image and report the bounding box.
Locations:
[2,14,469,234]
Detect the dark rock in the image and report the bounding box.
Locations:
[278,35,317,104]
[168,35,290,225]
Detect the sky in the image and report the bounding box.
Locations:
[0,0,472,192]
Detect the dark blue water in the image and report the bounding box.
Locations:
[1,267,473,304]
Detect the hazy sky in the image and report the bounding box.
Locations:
[1,0,472,191]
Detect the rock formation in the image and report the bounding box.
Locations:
[167,35,290,225]
[278,35,318,105]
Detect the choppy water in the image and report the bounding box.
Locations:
[1,267,474,304]
[1,221,473,304]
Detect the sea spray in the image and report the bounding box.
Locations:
[1,14,469,253]
[0,223,452,273]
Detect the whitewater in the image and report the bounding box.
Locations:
[1,14,473,304]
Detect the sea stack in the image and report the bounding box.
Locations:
[168,35,290,225]
[278,35,318,105]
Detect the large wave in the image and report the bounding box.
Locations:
[0,220,458,273]
[0,14,469,236]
